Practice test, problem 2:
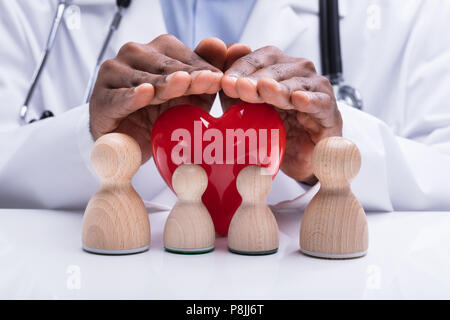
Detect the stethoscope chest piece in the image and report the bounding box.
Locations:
[28,110,55,124]
[337,85,364,110]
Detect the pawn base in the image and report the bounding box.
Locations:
[300,248,367,260]
[82,245,149,255]
[165,245,214,255]
[229,247,278,256]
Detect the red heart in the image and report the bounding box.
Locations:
[151,102,286,236]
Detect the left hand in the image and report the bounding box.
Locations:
[220,45,343,184]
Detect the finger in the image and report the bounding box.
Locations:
[96,83,155,119]
[225,43,252,68]
[119,45,195,75]
[222,45,283,99]
[257,75,323,110]
[222,48,272,99]
[235,77,264,103]
[117,39,222,96]
[221,43,252,98]
[224,46,282,78]
[291,91,333,119]
[99,59,159,88]
[257,77,293,110]
[256,76,318,110]
[152,70,192,104]
[192,38,226,95]
[279,76,317,92]
[247,62,313,83]
[152,34,221,72]
[188,70,223,95]
[195,37,227,70]
[100,58,218,98]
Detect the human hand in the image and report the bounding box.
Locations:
[221,45,343,184]
[89,35,227,163]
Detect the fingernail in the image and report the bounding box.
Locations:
[134,83,152,93]
[226,75,238,83]
[191,70,212,80]
[294,91,312,102]
[245,77,258,86]
[165,73,174,83]
[267,78,281,90]
[190,70,202,80]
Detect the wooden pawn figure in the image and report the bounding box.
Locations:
[164,164,215,254]
[82,133,150,255]
[300,137,369,259]
[228,166,279,255]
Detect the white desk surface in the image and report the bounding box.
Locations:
[0,208,449,300]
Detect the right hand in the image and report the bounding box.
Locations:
[89,35,227,163]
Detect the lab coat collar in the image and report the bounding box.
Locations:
[240,0,348,51]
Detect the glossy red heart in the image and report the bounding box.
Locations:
[151,102,286,236]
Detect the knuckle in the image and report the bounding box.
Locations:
[240,54,263,69]
[153,33,177,44]
[259,45,283,62]
[315,75,334,94]
[99,59,117,74]
[154,59,191,75]
[119,41,142,56]
[316,75,331,88]
[261,45,281,54]
[299,59,317,74]
[294,77,312,91]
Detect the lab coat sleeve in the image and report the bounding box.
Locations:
[0,1,97,209]
[276,100,450,213]
[278,1,450,212]
[346,0,450,211]
[340,103,450,212]
[0,104,99,209]
[0,1,169,210]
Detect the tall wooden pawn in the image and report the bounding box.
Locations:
[164,164,215,254]
[300,137,369,259]
[82,133,150,255]
[228,166,279,255]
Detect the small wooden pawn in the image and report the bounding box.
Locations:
[228,166,279,255]
[164,164,215,254]
[300,137,369,259]
[82,133,150,255]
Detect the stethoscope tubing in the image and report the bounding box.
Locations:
[83,6,125,103]
[20,0,70,124]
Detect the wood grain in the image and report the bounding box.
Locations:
[163,164,215,252]
[228,166,279,255]
[300,137,368,258]
[82,133,150,253]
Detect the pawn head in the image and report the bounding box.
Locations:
[91,133,142,181]
[312,137,361,184]
[172,164,208,200]
[236,165,272,202]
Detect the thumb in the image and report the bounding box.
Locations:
[224,43,252,69]
[194,37,227,70]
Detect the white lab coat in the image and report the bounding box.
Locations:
[0,0,449,212]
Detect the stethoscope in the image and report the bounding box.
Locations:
[319,0,364,110]
[20,0,131,124]
[19,0,363,125]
